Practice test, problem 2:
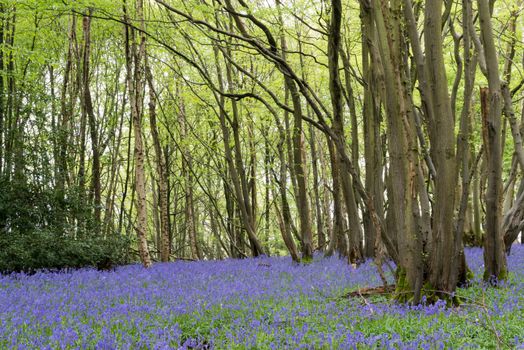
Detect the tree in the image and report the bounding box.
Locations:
[124,0,152,268]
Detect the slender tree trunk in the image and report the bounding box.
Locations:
[224,46,262,257]
[179,95,202,260]
[4,8,15,181]
[309,125,324,250]
[124,0,152,268]
[145,64,171,262]
[325,137,347,257]
[264,130,271,249]
[225,0,312,260]
[472,156,482,245]
[58,14,77,196]
[478,0,508,282]
[503,59,524,251]
[361,1,385,259]
[318,142,332,250]
[454,0,477,284]
[296,31,323,253]
[117,91,133,237]
[0,4,5,176]
[248,120,258,252]
[213,44,265,256]
[276,123,300,262]
[340,49,364,262]
[328,0,356,262]
[82,11,102,229]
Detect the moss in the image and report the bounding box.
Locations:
[483,265,508,285]
[394,271,461,306]
[498,266,508,282]
[458,265,475,288]
[394,268,413,303]
[300,256,313,265]
[421,282,437,303]
[466,267,475,281]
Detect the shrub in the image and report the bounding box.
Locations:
[0,176,130,273]
[0,230,131,273]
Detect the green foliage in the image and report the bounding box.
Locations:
[162,283,521,349]
[0,231,130,273]
[0,176,130,273]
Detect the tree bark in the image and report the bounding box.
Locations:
[373,0,422,302]
[212,43,265,256]
[82,11,102,229]
[478,0,508,282]
[178,93,202,260]
[124,0,152,268]
[145,64,171,262]
[328,0,362,263]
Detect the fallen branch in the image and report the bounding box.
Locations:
[344,285,396,298]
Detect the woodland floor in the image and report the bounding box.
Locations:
[1,247,523,349]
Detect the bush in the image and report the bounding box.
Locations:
[0,231,131,273]
[0,176,131,273]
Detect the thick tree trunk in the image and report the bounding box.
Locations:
[424,0,459,294]
[373,0,422,302]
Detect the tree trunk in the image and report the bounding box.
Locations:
[82,11,102,229]
[455,0,477,264]
[179,95,202,260]
[145,64,171,262]
[309,125,324,251]
[213,44,265,256]
[123,0,152,268]
[478,0,508,282]
[373,0,422,302]
[361,2,383,258]
[0,4,4,176]
[328,0,362,263]
[325,138,347,257]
